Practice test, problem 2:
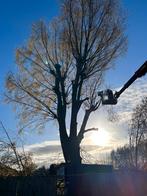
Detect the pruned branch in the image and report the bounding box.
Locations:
[84,127,98,133]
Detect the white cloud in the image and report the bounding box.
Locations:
[24,140,63,167]
[24,140,60,152]
[116,76,147,120]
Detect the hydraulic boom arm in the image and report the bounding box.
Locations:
[115,61,147,99]
[98,61,147,105]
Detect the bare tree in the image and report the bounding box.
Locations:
[5,0,126,165]
[111,145,134,169]
[0,122,36,176]
[129,97,147,168]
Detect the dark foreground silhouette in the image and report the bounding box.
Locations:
[66,170,147,196]
[0,168,147,196]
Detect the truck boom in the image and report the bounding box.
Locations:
[98,61,147,105]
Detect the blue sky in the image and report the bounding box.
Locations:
[106,0,147,87]
[0,0,60,142]
[0,0,147,161]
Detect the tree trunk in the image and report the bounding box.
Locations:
[61,137,81,165]
[69,138,81,165]
[62,138,81,196]
[135,145,138,168]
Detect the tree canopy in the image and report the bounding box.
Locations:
[5,0,126,164]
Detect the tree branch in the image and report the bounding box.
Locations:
[84,127,98,133]
[17,82,57,119]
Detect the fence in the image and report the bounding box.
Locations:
[0,176,56,196]
[65,170,147,196]
[0,169,147,196]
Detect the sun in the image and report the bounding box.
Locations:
[90,128,109,146]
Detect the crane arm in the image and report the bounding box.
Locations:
[98,61,147,105]
[115,61,147,98]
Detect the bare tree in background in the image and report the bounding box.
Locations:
[0,122,36,176]
[129,97,147,168]
[5,0,126,165]
[111,97,147,170]
[111,145,133,169]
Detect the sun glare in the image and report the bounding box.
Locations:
[90,128,109,146]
